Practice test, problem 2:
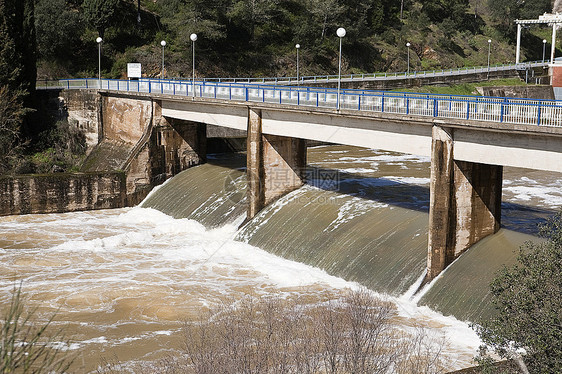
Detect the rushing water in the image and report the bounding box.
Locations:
[1,145,560,372]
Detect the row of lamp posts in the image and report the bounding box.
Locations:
[96,30,504,106]
[96,33,198,96]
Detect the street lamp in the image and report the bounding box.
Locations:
[406,42,411,75]
[336,27,346,110]
[487,39,492,78]
[295,44,300,86]
[96,37,102,84]
[543,39,547,63]
[190,33,197,97]
[160,40,166,78]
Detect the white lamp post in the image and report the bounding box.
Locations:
[487,39,492,77]
[543,39,547,63]
[406,42,411,75]
[190,33,197,97]
[96,37,103,84]
[295,44,300,86]
[161,40,166,78]
[336,27,346,110]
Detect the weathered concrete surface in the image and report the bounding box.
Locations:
[207,124,246,138]
[247,108,265,219]
[80,94,207,205]
[479,85,555,100]
[427,125,502,281]
[428,126,454,280]
[453,161,502,257]
[0,172,126,216]
[262,134,307,206]
[246,108,306,220]
[81,140,132,172]
[37,89,101,154]
[102,94,153,144]
[152,101,207,179]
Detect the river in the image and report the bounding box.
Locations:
[1,145,560,372]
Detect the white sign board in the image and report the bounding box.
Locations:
[127,63,142,78]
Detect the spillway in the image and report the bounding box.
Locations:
[142,145,560,322]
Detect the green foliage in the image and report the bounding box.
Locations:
[0,283,73,373]
[0,86,27,174]
[82,0,120,38]
[0,0,36,91]
[474,211,562,373]
[30,119,87,173]
[31,0,548,82]
[488,0,552,35]
[422,0,469,25]
[35,0,83,60]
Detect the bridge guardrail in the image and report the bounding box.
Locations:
[184,60,549,85]
[36,78,562,128]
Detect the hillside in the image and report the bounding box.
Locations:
[35,0,558,80]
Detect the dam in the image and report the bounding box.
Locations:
[1,81,560,370]
[33,80,562,283]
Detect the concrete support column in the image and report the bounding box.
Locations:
[152,101,207,182]
[428,126,455,281]
[453,161,502,256]
[427,125,502,281]
[246,108,307,220]
[247,108,265,219]
[155,119,206,176]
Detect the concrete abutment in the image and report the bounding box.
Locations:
[427,125,503,281]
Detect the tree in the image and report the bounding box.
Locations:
[35,0,83,61]
[82,0,119,38]
[0,0,36,154]
[306,0,344,39]
[474,211,562,373]
[0,86,26,173]
[0,0,36,91]
[488,0,551,34]
[160,0,228,47]
[422,0,469,23]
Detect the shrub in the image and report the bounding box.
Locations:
[474,211,562,373]
[179,289,446,374]
[0,284,73,373]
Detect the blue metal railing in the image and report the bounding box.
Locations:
[36,78,562,128]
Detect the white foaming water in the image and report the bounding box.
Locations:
[0,206,481,371]
[2,146,560,371]
[323,197,388,233]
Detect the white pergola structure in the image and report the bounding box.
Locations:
[515,13,562,64]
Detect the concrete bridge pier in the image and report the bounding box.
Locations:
[246,108,307,220]
[427,125,503,281]
[153,101,206,181]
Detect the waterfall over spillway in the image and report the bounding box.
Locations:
[235,185,428,296]
[141,153,247,228]
[141,145,559,322]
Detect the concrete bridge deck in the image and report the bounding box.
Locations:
[40,78,562,128]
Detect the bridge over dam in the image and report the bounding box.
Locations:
[199,60,550,90]
[38,79,562,285]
